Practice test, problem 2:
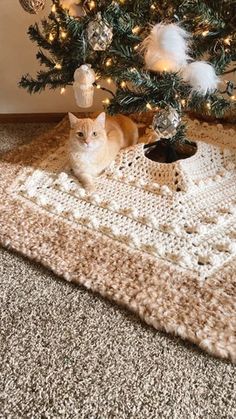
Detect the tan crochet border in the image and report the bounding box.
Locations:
[0,118,235,363]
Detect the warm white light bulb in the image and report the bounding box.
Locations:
[61,31,67,39]
[103,98,110,105]
[132,26,140,35]
[224,37,231,45]
[106,59,112,67]
[89,1,96,10]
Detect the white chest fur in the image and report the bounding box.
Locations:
[71,149,101,176]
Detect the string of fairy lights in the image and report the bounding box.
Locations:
[49,0,235,112]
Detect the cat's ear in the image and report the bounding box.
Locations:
[68,112,78,128]
[96,112,106,128]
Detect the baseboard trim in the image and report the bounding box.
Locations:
[0,113,67,123]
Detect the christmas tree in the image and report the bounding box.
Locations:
[20,0,236,144]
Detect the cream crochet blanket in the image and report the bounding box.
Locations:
[12,119,236,280]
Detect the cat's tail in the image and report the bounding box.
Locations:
[136,123,158,145]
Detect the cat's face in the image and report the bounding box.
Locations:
[68,112,107,151]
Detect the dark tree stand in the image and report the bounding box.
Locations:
[144,139,196,163]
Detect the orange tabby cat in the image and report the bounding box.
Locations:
[68,112,139,191]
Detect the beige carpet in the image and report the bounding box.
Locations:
[0,123,236,418]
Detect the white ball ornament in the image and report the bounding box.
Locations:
[73,64,96,108]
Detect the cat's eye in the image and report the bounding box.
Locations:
[92,132,97,137]
[76,131,84,137]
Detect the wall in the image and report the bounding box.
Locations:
[0,0,107,113]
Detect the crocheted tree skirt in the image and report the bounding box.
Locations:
[0,117,236,362]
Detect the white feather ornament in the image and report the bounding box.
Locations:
[181,61,219,94]
[143,23,190,72]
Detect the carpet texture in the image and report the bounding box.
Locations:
[0,122,236,418]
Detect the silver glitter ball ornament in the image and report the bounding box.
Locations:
[19,0,45,14]
[87,12,113,51]
[152,106,180,139]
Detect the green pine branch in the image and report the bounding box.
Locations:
[20,0,236,144]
